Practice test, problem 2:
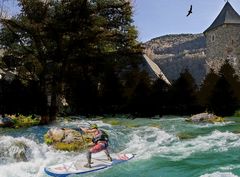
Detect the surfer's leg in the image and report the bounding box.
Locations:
[103,143,112,162]
[104,149,112,161]
[84,143,102,168]
[104,142,112,161]
[84,151,92,168]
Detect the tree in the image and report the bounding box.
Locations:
[198,69,219,109]
[208,61,240,116]
[218,61,240,101]
[98,61,124,114]
[0,0,141,123]
[121,68,152,116]
[167,69,199,115]
[150,77,170,116]
[209,77,238,116]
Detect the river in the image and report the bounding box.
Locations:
[0,116,240,177]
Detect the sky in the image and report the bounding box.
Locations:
[133,0,240,42]
[3,0,240,43]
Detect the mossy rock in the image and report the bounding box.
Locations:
[8,114,40,128]
[53,141,86,151]
[208,116,224,123]
[149,124,161,128]
[186,113,224,124]
[44,134,54,145]
[44,128,93,151]
[0,116,14,127]
[177,132,194,140]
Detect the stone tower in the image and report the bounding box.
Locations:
[204,2,240,73]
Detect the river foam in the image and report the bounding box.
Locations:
[200,172,239,177]
[0,135,86,177]
[121,126,240,162]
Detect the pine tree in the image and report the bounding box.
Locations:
[198,69,219,110]
[208,61,240,116]
[168,69,199,115]
[209,77,238,116]
[218,61,240,101]
[150,78,170,116]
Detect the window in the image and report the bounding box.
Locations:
[211,34,215,42]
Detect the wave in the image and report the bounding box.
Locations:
[0,136,46,164]
[193,121,235,128]
[0,135,81,177]
[200,172,239,177]
[121,127,240,161]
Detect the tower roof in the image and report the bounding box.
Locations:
[204,2,240,33]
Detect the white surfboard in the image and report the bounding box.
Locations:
[44,153,134,177]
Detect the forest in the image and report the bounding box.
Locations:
[0,0,240,124]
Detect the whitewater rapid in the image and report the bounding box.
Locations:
[0,117,240,177]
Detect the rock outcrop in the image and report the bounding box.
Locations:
[143,34,208,85]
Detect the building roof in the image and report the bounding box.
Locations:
[204,2,240,33]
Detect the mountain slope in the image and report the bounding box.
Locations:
[143,34,208,84]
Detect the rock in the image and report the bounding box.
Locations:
[47,128,65,142]
[0,116,14,127]
[143,34,208,85]
[177,132,194,140]
[0,140,29,163]
[186,112,224,123]
[10,141,28,162]
[44,128,93,151]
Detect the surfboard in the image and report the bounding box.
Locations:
[44,153,134,177]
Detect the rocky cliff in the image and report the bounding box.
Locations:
[143,34,208,85]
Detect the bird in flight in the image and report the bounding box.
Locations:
[186,5,192,17]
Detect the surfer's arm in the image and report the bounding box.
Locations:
[81,127,97,133]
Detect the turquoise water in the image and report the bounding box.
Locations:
[0,116,240,177]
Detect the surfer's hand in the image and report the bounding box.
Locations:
[87,143,95,147]
[81,127,87,132]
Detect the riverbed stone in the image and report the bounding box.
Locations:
[185,112,224,123]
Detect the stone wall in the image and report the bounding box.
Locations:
[205,24,240,73]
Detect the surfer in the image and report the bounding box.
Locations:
[81,124,112,168]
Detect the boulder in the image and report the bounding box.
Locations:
[9,141,28,162]
[0,116,15,127]
[185,112,224,123]
[0,140,29,163]
[47,128,65,142]
[44,128,93,151]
